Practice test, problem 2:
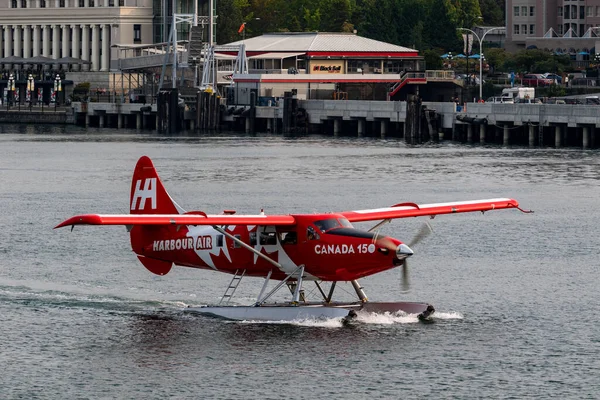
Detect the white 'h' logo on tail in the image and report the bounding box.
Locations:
[131,178,157,210]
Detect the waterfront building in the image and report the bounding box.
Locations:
[218,32,429,102]
[506,0,600,54]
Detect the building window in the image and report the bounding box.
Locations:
[59,0,65,6]
[530,6,535,16]
[596,6,600,16]
[109,0,114,5]
[530,24,535,35]
[521,6,527,16]
[558,25,563,35]
[11,0,17,7]
[21,0,26,7]
[514,25,520,35]
[514,6,519,16]
[586,6,592,17]
[580,6,585,19]
[40,0,46,7]
[558,7,563,17]
[250,59,264,69]
[384,61,403,73]
[522,24,527,35]
[119,0,124,5]
[133,24,141,43]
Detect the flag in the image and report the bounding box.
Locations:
[238,23,246,34]
[462,34,473,54]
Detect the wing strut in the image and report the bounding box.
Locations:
[256,270,273,303]
[212,226,283,270]
[351,280,368,303]
[314,281,338,303]
[254,265,304,306]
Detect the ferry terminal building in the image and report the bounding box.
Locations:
[216,32,428,104]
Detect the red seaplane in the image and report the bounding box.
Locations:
[56,156,531,322]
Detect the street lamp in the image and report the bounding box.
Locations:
[27,74,34,112]
[457,27,501,101]
[595,53,600,87]
[7,73,15,111]
[54,73,62,111]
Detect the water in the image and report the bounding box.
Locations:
[1,125,599,398]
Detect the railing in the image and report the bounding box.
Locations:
[425,70,455,81]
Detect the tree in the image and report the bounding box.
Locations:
[425,0,462,51]
[423,49,444,69]
[484,48,508,73]
[320,0,353,32]
[479,0,503,25]
[216,0,248,44]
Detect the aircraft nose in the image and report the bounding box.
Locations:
[396,243,414,259]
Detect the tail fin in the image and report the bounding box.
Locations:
[130,156,182,276]
[130,156,184,215]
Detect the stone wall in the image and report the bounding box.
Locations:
[0,111,69,124]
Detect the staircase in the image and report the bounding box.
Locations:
[187,25,205,65]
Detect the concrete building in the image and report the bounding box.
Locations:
[0,0,155,72]
[0,0,213,72]
[506,0,600,53]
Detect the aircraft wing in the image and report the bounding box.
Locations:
[340,198,522,223]
[55,214,296,229]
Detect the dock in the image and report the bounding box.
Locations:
[2,99,599,149]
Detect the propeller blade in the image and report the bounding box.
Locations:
[401,222,433,293]
[401,261,410,293]
[408,221,433,248]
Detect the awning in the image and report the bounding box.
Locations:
[249,52,305,60]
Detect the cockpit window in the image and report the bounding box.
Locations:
[314,218,353,233]
[307,226,320,241]
[339,218,353,228]
[314,218,341,233]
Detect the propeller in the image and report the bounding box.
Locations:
[401,221,433,293]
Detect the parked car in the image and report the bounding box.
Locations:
[522,74,555,87]
[543,73,562,84]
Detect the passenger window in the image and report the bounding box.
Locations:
[233,234,242,248]
[249,232,257,246]
[280,231,297,245]
[259,232,277,245]
[217,235,223,247]
[307,226,320,241]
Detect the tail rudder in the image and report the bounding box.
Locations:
[130,156,182,276]
[130,156,184,215]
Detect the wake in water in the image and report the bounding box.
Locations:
[230,310,464,328]
[0,279,187,313]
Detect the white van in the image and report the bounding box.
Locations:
[487,96,514,104]
[501,87,535,101]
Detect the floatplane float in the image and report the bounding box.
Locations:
[56,156,531,322]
